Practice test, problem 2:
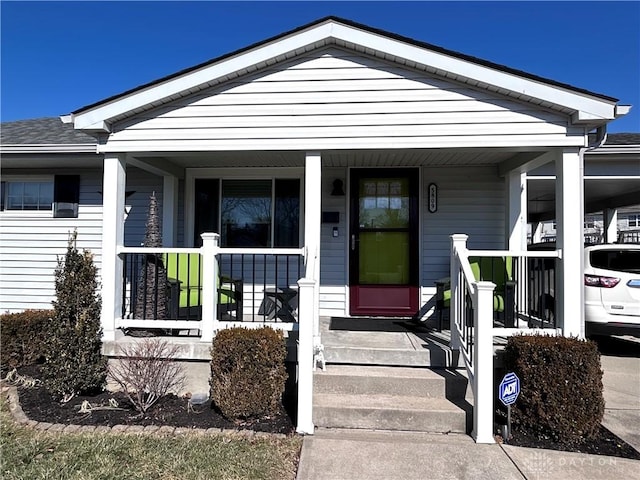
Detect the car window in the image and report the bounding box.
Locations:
[590,249,640,273]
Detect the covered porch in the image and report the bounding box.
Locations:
[66,17,628,442]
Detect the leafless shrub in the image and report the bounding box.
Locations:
[107,338,186,414]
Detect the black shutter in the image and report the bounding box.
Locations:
[53,175,80,218]
[0,181,5,211]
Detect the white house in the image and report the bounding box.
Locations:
[0,17,633,442]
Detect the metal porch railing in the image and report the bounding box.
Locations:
[448,234,562,444]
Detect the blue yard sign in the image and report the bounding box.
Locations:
[499,372,520,406]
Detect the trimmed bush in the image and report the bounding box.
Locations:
[0,309,52,371]
[503,334,604,443]
[41,232,107,401]
[210,327,287,420]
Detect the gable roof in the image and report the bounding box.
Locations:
[67,16,628,132]
[1,117,96,146]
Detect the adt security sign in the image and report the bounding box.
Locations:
[499,372,520,406]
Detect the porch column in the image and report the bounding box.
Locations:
[162,175,179,247]
[555,148,584,338]
[304,152,322,339]
[532,221,544,244]
[506,171,528,251]
[603,208,618,244]
[200,233,220,343]
[101,153,126,341]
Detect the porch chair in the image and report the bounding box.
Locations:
[163,253,242,320]
[434,256,515,331]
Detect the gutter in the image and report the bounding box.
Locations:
[0,144,99,154]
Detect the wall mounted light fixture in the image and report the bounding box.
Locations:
[331,179,345,196]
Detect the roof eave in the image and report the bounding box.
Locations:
[0,144,98,154]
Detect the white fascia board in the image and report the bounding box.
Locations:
[73,20,619,131]
[0,144,98,154]
[73,24,335,130]
[329,23,618,121]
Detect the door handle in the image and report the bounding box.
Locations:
[351,234,356,251]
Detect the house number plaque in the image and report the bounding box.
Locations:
[428,183,437,213]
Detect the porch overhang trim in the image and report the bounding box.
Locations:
[0,143,98,154]
[70,19,624,133]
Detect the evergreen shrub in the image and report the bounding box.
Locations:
[0,309,51,371]
[210,327,287,419]
[42,232,107,400]
[503,334,604,443]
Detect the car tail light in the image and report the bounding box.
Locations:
[584,274,620,288]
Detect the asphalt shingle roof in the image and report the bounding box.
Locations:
[0,117,96,145]
[605,133,640,145]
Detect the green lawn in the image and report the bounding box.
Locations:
[1,398,302,480]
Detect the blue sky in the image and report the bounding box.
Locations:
[2,1,639,132]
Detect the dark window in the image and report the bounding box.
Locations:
[274,179,300,247]
[193,179,219,247]
[222,180,272,247]
[53,175,80,218]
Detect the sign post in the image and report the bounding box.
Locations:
[498,372,520,442]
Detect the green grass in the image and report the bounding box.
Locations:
[1,398,302,480]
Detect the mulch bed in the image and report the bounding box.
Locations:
[505,427,640,460]
[9,365,294,435]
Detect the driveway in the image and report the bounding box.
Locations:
[593,335,640,451]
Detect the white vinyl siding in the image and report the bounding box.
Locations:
[0,167,162,312]
[0,170,103,312]
[105,47,582,152]
[419,166,506,310]
[319,167,348,316]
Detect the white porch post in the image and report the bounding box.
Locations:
[603,208,618,244]
[304,152,322,341]
[532,221,544,244]
[449,234,468,351]
[200,233,220,343]
[297,278,315,434]
[555,148,585,338]
[507,171,528,251]
[162,176,179,247]
[473,281,497,444]
[100,153,126,341]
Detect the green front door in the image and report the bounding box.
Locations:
[349,169,419,316]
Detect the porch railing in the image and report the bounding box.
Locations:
[117,233,304,339]
[448,234,562,444]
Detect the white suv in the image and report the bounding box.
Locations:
[584,244,640,336]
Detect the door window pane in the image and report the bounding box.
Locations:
[359,178,409,229]
[194,179,219,247]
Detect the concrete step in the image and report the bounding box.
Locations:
[314,365,467,399]
[323,346,462,368]
[313,393,467,433]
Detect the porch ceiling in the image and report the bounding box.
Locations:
[154,148,520,169]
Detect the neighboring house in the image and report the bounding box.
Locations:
[0,17,634,442]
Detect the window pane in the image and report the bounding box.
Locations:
[221,180,272,247]
[274,179,300,247]
[40,182,53,207]
[194,179,219,247]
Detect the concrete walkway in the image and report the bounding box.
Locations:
[297,335,640,480]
